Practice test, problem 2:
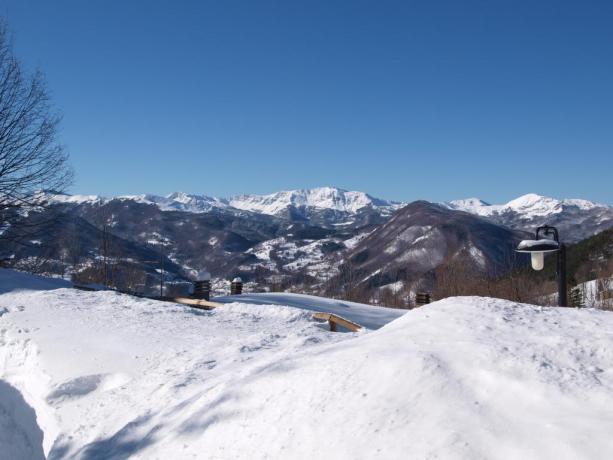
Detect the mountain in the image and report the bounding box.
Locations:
[2,195,357,294]
[229,187,403,227]
[4,189,611,301]
[48,190,612,241]
[48,187,403,229]
[444,193,613,242]
[333,201,525,292]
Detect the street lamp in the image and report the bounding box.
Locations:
[516,225,567,307]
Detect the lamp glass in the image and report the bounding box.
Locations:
[531,252,545,271]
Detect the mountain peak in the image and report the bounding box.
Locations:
[228,186,400,215]
[505,193,553,208]
[446,198,491,211]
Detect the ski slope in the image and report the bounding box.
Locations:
[1,269,613,459]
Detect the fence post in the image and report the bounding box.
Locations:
[570,286,584,308]
[415,292,432,307]
[193,271,211,301]
[230,277,243,295]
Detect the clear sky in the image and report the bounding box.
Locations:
[2,0,612,204]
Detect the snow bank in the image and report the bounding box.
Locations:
[1,270,613,459]
[0,269,71,295]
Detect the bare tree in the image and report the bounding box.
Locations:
[0,21,72,243]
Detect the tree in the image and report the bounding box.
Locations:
[0,21,72,243]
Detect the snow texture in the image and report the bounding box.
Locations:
[1,269,613,459]
[214,292,405,330]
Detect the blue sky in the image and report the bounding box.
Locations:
[2,1,612,204]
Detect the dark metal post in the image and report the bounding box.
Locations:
[557,244,567,307]
[159,246,164,297]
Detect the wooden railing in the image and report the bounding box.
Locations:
[312,312,362,332]
[156,296,224,310]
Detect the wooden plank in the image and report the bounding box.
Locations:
[73,284,98,291]
[313,312,362,332]
[158,296,224,310]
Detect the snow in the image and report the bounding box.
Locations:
[45,193,102,205]
[467,244,486,268]
[2,269,613,459]
[342,230,372,249]
[47,187,404,218]
[214,292,405,330]
[517,238,559,250]
[573,277,613,309]
[229,186,401,215]
[0,270,71,295]
[446,197,491,213]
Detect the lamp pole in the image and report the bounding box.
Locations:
[517,225,568,307]
[537,226,567,307]
[557,243,567,307]
[160,245,164,298]
[535,226,568,307]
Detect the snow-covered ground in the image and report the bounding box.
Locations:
[2,269,613,459]
[214,292,405,330]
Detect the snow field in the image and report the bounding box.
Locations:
[1,270,613,459]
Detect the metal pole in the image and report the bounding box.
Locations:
[557,244,567,307]
[160,246,164,297]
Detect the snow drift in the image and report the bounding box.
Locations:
[1,269,612,459]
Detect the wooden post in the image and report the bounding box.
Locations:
[416,292,432,307]
[193,271,211,301]
[230,277,243,295]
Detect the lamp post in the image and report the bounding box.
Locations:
[516,225,567,307]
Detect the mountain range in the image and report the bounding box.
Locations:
[51,187,403,229]
[443,193,612,242]
[3,187,611,299]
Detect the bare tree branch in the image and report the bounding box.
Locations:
[0,20,73,243]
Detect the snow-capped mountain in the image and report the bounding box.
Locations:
[337,201,525,292]
[48,187,404,229]
[444,193,613,242]
[128,192,230,214]
[445,193,604,218]
[229,187,401,215]
[49,190,612,242]
[17,189,611,295]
